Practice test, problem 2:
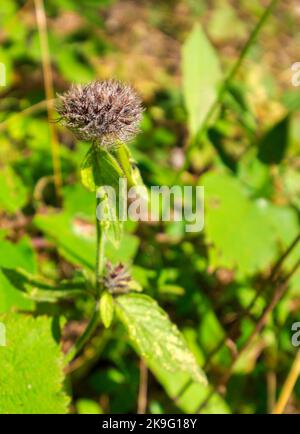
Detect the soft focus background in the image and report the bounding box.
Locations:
[0,0,300,414]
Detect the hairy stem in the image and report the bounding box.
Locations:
[95,195,106,294]
[66,195,106,364]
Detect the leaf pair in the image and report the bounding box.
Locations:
[80,143,144,193]
[80,143,145,243]
[2,266,207,387]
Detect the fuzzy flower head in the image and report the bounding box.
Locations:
[103,262,132,294]
[57,80,143,148]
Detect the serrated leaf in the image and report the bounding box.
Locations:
[80,146,123,192]
[116,293,207,384]
[99,291,114,328]
[0,313,69,413]
[182,23,222,137]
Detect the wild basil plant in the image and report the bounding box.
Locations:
[1,80,206,413]
[56,80,207,383]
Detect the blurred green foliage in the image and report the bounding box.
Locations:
[0,0,300,415]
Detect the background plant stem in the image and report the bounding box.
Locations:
[180,0,279,174]
[272,350,300,414]
[194,0,278,145]
[137,359,148,414]
[34,0,62,203]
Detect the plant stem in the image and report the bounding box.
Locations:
[272,350,300,414]
[65,303,100,364]
[199,0,278,140]
[175,231,300,404]
[0,99,50,133]
[137,359,148,414]
[195,259,300,413]
[95,195,105,294]
[66,195,106,364]
[34,0,62,203]
[184,0,278,164]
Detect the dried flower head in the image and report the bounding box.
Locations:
[57,80,143,148]
[103,262,132,294]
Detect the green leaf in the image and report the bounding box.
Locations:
[144,292,231,413]
[80,146,127,243]
[113,143,145,190]
[76,399,103,414]
[116,293,207,384]
[283,167,300,210]
[182,23,222,137]
[113,143,136,188]
[100,291,114,328]
[209,3,246,42]
[0,313,69,413]
[80,146,123,192]
[0,165,27,213]
[226,83,257,134]
[0,237,36,313]
[1,268,89,303]
[208,128,237,172]
[63,184,95,218]
[0,236,36,272]
[149,364,230,414]
[202,171,278,276]
[256,202,300,296]
[97,189,123,243]
[191,290,231,366]
[33,212,139,269]
[258,116,290,165]
[56,48,95,84]
[238,148,272,197]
